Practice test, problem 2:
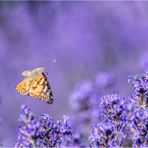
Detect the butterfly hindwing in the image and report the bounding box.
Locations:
[28,73,53,104]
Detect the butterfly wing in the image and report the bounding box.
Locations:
[16,77,32,96]
[16,67,53,104]
[28,73,53,104]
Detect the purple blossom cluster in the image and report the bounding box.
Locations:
[130,109,148,147]
[89,121,126,147]
[128,72,148,109]
[128,72,148,147]
[15,71,148,147]
[15,105,81,147]
[89,94,127,147]
[69,72,116,125]
[100,94,127,123]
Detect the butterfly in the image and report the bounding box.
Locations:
[16,67,53,104]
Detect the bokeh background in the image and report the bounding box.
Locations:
[0,1,148,146]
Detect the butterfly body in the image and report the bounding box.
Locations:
[16,67,53,104]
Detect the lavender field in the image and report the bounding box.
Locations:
[0,1,148,147]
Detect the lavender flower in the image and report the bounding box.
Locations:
[89,121,126,147]
[54,115,82,147]
[36,113,61,147]
[89,94,127,147]
[15,105,81,147]
[128,72,148,108]
[128,72,148,147]
[69,80,98,125]
[69,80,96,112]
[101,94,128,124]
[130,108,148,147]
[15,105,40,147]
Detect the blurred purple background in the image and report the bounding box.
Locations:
[0,1,148,146]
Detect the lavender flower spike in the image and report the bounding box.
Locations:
[128,72,148,109]
[15,105,40,148]
[89,121,126,147]
[130,108,148,147]
[101,94,128,124]
[15,105,82,147]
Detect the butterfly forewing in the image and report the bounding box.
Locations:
[16,77,32,96]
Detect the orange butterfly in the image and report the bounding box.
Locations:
[16,67,53,104]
